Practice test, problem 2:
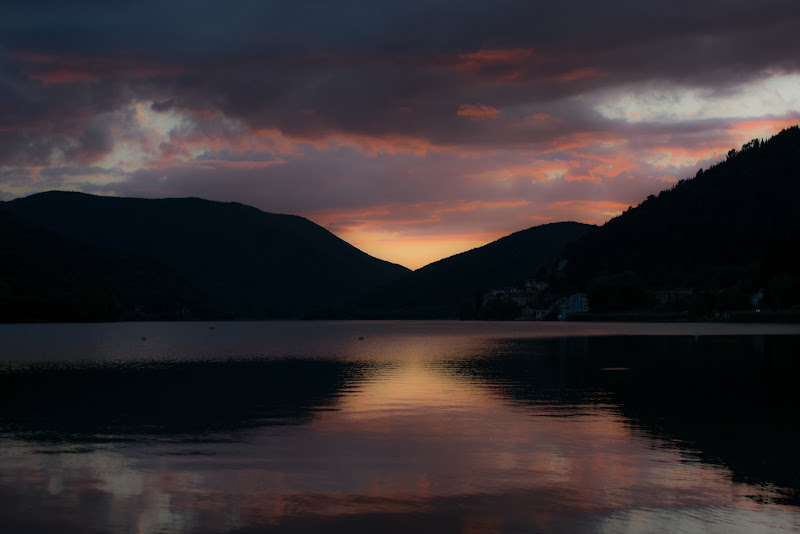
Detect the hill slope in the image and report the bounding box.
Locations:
[0,206,219,322]
[7,192,410,318]
[352,222,594,318]
[563,125,800,311]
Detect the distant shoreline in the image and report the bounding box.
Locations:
[3,310,800,325]
[562,310,800,324]
[3,318,800,335]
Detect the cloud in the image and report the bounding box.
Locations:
[457,104,500,120]
[590,74,800,124]
[150,99,174,113]
[1,1,800,266]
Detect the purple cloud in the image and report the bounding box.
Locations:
[1,0,799,266]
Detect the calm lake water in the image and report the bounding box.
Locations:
[1,320,800,533]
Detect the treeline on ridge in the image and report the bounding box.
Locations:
[557,125,800,318]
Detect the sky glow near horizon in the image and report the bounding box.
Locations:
[2,1,800,269]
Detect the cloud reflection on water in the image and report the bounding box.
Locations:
[0,322,799,533]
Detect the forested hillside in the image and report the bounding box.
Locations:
[7,192,410,319]
[563,125,800,314]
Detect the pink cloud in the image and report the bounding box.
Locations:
[3,14,800,271]
[457,104,501,121]
[527,113,555,124]
[547,67,608,83]
[15,51,183,85]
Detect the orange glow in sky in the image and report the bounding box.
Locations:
[3,18,800,270]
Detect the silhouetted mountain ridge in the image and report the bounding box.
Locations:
[5,125,800,321]
[563,125,800,313]
[0,206,219,322]
[7,192,410,319]
[350,221,594,318]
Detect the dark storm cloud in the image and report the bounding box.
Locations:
[2,0,800,267]
[2,0,799,148]
[0,50,140,166]
[150,99,174,113]
[5,1,798,60]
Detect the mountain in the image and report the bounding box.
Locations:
[7,125,798,322]
[6,192,410,319]
[0,206,219,322]
[563,125,800,313]
[350,222,594,318]
[352,125,800,319]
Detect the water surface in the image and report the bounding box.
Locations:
[1,321,799,533]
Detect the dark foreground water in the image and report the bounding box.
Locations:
[1,321,799,533]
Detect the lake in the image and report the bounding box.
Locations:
[1,321,799,533]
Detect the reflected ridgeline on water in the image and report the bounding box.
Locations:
[449,335,800,505]
[0,359,374,442]
[1,334,799,506]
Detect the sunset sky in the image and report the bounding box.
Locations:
[2,1,800,269]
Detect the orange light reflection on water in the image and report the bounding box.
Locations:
[3,325,800,533]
